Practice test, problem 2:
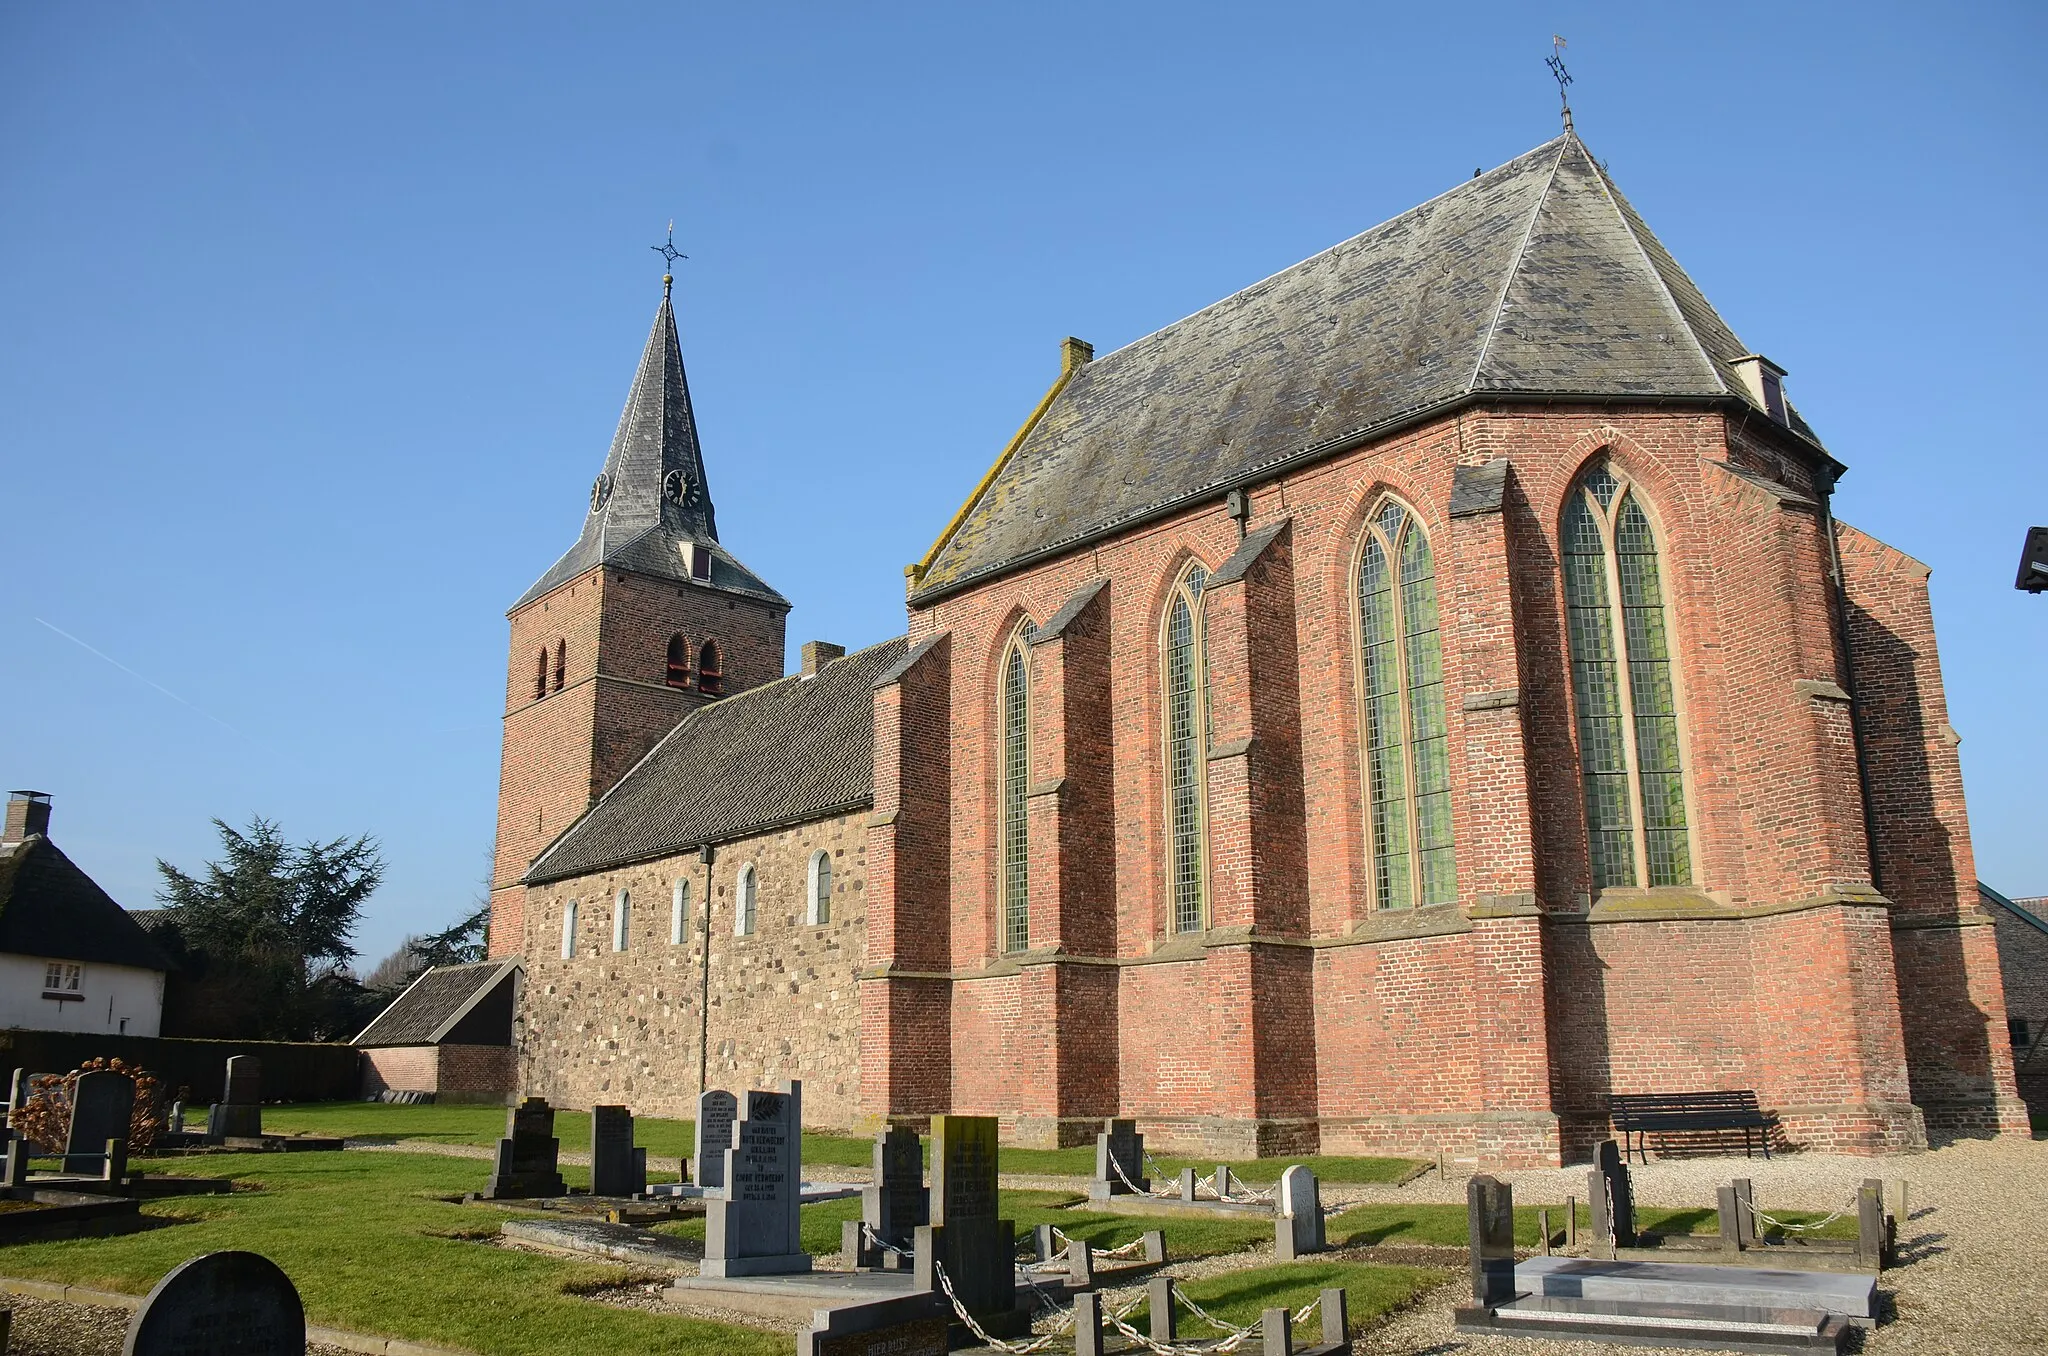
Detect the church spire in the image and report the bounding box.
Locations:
[586,289,718,545]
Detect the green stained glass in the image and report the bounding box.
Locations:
[1565,491,1637,890]
[1358,536,1409,909]
[1399,523,1456,907]
[1166,588,1206,932]
[1001,644,1031,952]
[1614,496,1690,885]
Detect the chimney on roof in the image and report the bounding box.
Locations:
[4,791,51,844]
[1061,336,1094,374]
[800,641,846,678]
[1730,354,1790,426]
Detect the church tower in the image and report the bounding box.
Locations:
[488,279,789,955]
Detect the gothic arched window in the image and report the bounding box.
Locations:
[807,851,833,926]
[534,648,548,700]
[1563,464,1692,890]
[560,899,578,959]
[1163,562,1212,933]
[666,634,692,688]
[553,639,567,693]
[1355,499,1456,910]
[699,640,724,696]
[671,877,691,944]
[999,633,1031,953]
[734,863,757,936]
[612,889,630,952]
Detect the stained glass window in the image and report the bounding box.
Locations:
[1001,640,1031,952]
[1563,467,1692,889]
[1165,564,1211,933]
[1356,502,1456,909]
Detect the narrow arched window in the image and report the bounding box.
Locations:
[1564,464,1692,889]
[807,851,833,926]
[553,639,567,692]
[699,640,724,696]
[1163,563,1212,933]
[1356,500,1456,910]
[560,899,578,959]
[671,878,691,944]
[666,634,692,688]
[735,863,757,936]
[1000,635,1031,952]
[534,649,548,700]
[611,889,630,952]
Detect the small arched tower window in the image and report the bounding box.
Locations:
[735,863,757,935]
[612,889,630,952]
[560,899,579,959]
[807,850,833,926]
[534,648,549,701]
[1355,498,1457,910]
[698,640,724,696]
[671,877,691,944]
[1162,562,1212,934]
[1563,463,1693,889]
[999,632,1032,953]
[553,639,567,693]
[666,634,692,688]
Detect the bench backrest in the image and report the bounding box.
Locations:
[1610,1090,1763,1118]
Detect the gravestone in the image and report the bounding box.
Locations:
[702,1081,809,1277]
[802,1314,950,1356]
[694,1089,738,1193]
[483,1097,567,1199]
[860,1125,927,1267]
[124,1250,304,1355]
[64,1071,134,1178]
[915,1114,1021,1336]
[1587,1139,1636,1249]
[1274,1165,1325,1260]
[206,1057,262,1141]
[1089,1118,1146,1200]
[589,1105,645,1197]
[1467,1175,1517,1305]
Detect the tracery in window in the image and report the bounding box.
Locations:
[1563,464,1692,890]
[1355,499,1456,909]
[1163,563,1212,933]
[999,634,1031,952]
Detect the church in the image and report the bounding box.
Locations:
[487,131,2029,1165]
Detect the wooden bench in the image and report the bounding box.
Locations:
[1609,1091,1778,1163]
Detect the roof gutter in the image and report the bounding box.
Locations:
[522,796,876,887]
[910,388,1830,607]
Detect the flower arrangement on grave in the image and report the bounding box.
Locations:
[9,1057,166,1151]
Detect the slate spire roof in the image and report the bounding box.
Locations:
[514,287,787,611]
[914,133,1826,599]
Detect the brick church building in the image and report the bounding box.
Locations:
[489,132,2029,1164]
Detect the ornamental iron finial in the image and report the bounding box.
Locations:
[1547,36,1575,134]
[652,219,687,296]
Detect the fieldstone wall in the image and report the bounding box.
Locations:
[518,809,867,1128]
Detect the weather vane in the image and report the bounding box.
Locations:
[1547,36,1574,133]
[651,220,687,295]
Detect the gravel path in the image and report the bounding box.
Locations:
[1,1293,356,1356]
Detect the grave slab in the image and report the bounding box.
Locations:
[1460,1294,1849,1354]
[1514,1256,1876,1324]
[669,1269,939,1324]
[500,1216,702,1269]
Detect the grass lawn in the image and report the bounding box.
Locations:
[1123,1260,1446,1335]
[0,1150,779,1356]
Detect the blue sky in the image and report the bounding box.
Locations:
[3,3,2042,968]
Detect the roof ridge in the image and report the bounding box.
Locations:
[1466,136,1572,392]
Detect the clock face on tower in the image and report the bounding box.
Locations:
[662,469,700,507]
[589,473,613,512]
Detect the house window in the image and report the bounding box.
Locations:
[671,878,691,944]
[1163,562,1212,934]
[561,899,578,959]
[735,864,757,936]
[1000,633,1031,952]
[1356,499,1456,910]
[553,639,567,693]
[808,851,833,926]
[43,961,81,992]
[699,641,724,696]
[666,634,692,688]
[612,889,630,952]
[1564,464,1693,890]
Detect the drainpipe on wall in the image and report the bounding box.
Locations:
[697,843,715,1099]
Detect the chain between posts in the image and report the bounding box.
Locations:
[1739,1190,1864,1234]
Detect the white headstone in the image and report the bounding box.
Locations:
[702,1081,809,1277]
[1276,1165,1325,1259]
[694,1089,738,1193]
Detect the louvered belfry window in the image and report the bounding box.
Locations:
[1164,564,1211,933]
[1564,465,1692,890]
[1356,500,1456,909]
[1000,638,1032,953]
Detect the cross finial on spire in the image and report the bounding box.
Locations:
[652,219,687,297]
[1547,36,1575,134]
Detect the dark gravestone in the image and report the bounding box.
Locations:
[1089,1118,1146,1200]
[589,1105,643,1197]
[1587,1138,1636,1249]
[1274,1165,1325,1260]
[915,1114,1021,1336]
[703,1081,808,1277]
[484,1097,566,1199]
[694,1089,738,1193]
[861,1125,927,1267]
[206,1057,262,1141]
[65,1071,134,1177]
[1467,1175,1517,1305]
[123,1250,304,1356]
[805,1315,950,1356]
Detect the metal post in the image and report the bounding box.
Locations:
[1565,1194,1577,1247]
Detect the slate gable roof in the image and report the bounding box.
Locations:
[354,958,520,1047]
[915,134,1823,599]
[513,292,787,611]
[0,837,173,971]
[526,636,907,884]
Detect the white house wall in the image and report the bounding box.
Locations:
[0,954,163,1037]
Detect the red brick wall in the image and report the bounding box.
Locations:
[1991,898,2048,1119]
[360,1045,438,1097]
